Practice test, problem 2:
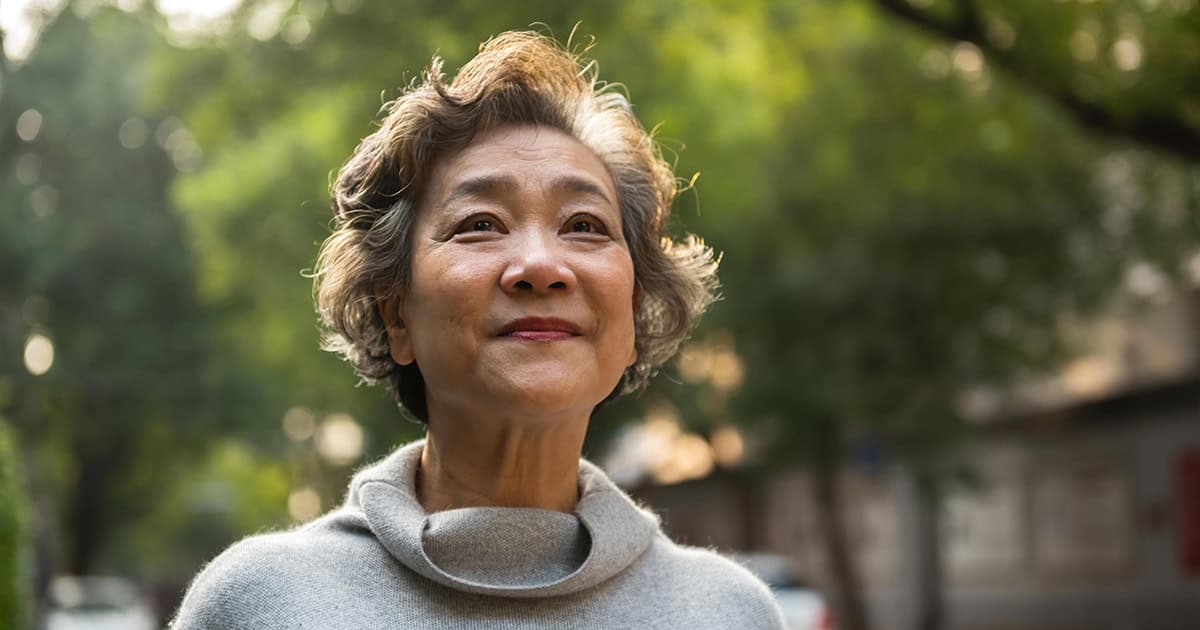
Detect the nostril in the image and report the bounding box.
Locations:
[515,280,533,290]
[549,281,566,289]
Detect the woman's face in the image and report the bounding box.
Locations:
[385,124,637,422]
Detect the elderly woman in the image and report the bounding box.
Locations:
[172,31,785,629]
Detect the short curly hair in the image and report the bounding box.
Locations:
[314,30,718,422]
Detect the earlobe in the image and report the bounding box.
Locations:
[378,296,415,366]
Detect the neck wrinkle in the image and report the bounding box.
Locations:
[419,415,587,513]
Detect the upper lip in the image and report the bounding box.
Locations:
[498,317,583,336]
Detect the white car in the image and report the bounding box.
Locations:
[45,576,158,630]
[733,552,836,630]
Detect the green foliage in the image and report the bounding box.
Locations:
[0,420,30,630]
[0,6,241,578]
[871,0,1200,162]
[109,439,291,580]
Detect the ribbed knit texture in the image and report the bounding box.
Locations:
[171,440,786,629]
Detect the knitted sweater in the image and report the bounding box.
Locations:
[170,440,786,629]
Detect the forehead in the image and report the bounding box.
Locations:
[422,124,618,206]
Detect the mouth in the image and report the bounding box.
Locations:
[498,317,583,341]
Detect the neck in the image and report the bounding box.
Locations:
[418,404,589,514]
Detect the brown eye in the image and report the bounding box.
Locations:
[455,215,500,235]
[566,214,607,235]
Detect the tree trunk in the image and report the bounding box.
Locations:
[913,476,945,630]
[737,473,767,550]
[813,463,872,630]
[66,443,118,575]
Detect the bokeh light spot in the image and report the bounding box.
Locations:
[118,117,149,149]
[1112,36,1143,71]
[316,412,364,465]
[282,406,317,442]
[15,153,41,185]
[24,333,54,376]
[710,425,745,467]
[282,15,311,45]
[287,486,321,522]
[16,109,43,141]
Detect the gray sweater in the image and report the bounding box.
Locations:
[171,440,786,629]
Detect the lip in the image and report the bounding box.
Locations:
[498,317,583,340]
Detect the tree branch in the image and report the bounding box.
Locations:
[872,0,1200,164]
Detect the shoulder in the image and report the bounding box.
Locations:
[170,530,315,630]
[168,533,280,629]
[169,512,371,629]
[638,535,787,629]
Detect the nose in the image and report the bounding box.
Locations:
[500,231,577,294]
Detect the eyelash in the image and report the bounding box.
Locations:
[454,214,502,235]
[451,213,611,237]
[564,214,609,236]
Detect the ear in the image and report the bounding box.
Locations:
[378,295,415,366]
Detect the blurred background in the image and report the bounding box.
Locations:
[1,0,1199,629]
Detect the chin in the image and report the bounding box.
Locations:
[489,373,613,419]
[501,386,598,419]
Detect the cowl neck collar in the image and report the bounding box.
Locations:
[344,440,659,598]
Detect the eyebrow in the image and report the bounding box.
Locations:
[440,173,617,209]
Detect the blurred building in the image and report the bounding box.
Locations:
[619,287,1200,630]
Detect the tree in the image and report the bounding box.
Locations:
[0,419,31,630]
[0,6,227,582]
[871,0,1200,163]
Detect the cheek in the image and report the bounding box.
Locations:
[404,255,492,354]
[602,258,638,350]
[410,253,493,311]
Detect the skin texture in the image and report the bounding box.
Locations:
[379,125,638,513]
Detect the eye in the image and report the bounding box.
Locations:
[564,214,609,236]
[454,214,502,235]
